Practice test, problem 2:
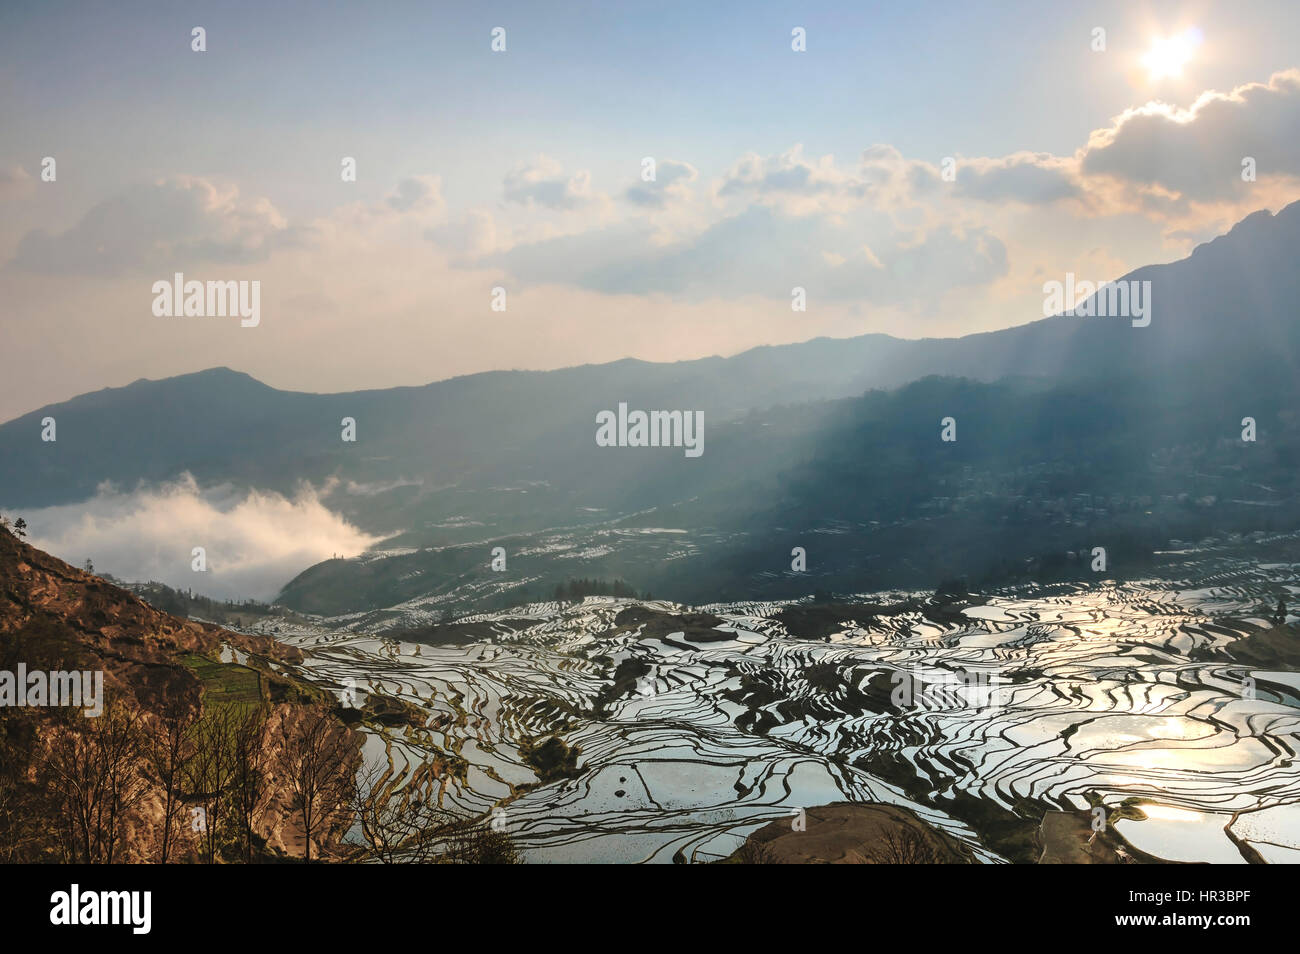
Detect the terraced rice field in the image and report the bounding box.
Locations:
[258,535,1300,863]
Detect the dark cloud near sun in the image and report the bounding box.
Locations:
[1081,70,1300,201]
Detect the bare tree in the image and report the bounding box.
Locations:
[438,818,522,864]
[351,764,521,864]
[98,705,150,863]
[866,825,949,864]
[183,706,239,863]
[0,726,47,862]
[732,838,779,864]
[274,706,356,861]
[229,705,270,862]
[146,699,196,864]
[353,765,457,863]
[45,702,149,863]
[43,728,95,861]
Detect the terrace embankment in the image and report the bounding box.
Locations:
[722,802,976,864]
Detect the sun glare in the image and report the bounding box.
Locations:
[1142,28,1202,81]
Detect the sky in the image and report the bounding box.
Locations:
[2,0,1300,423]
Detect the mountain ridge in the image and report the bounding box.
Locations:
[6,198,1298,437]
[3,200,1298,614]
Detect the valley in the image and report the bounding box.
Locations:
[233,532,1300,863]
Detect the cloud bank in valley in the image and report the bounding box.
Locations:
[14,475,380,601]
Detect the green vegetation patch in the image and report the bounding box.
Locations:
[178,652,263,705]
[520,735,582,784]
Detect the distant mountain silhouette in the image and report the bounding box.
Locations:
[3,200,1299,612]
[3,200,1297,515]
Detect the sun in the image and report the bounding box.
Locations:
[1142,28,1202,81]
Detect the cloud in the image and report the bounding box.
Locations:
[953,152,1083,205]
[7,176,302,276]
[496,204,1006,303]
[0,165,35,201]
[716,144,943,215]
[699,78,1300,224]
[624,159,698,208]
[718,145,867,214]
[6,65,1298,423]
[1080,70,1300,202]
[338,477,423,497]
[386,174,445,214]
[426,208,500,259]
[15,475,380,600]
[503,155,604,209]
[490,145,1012,304]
